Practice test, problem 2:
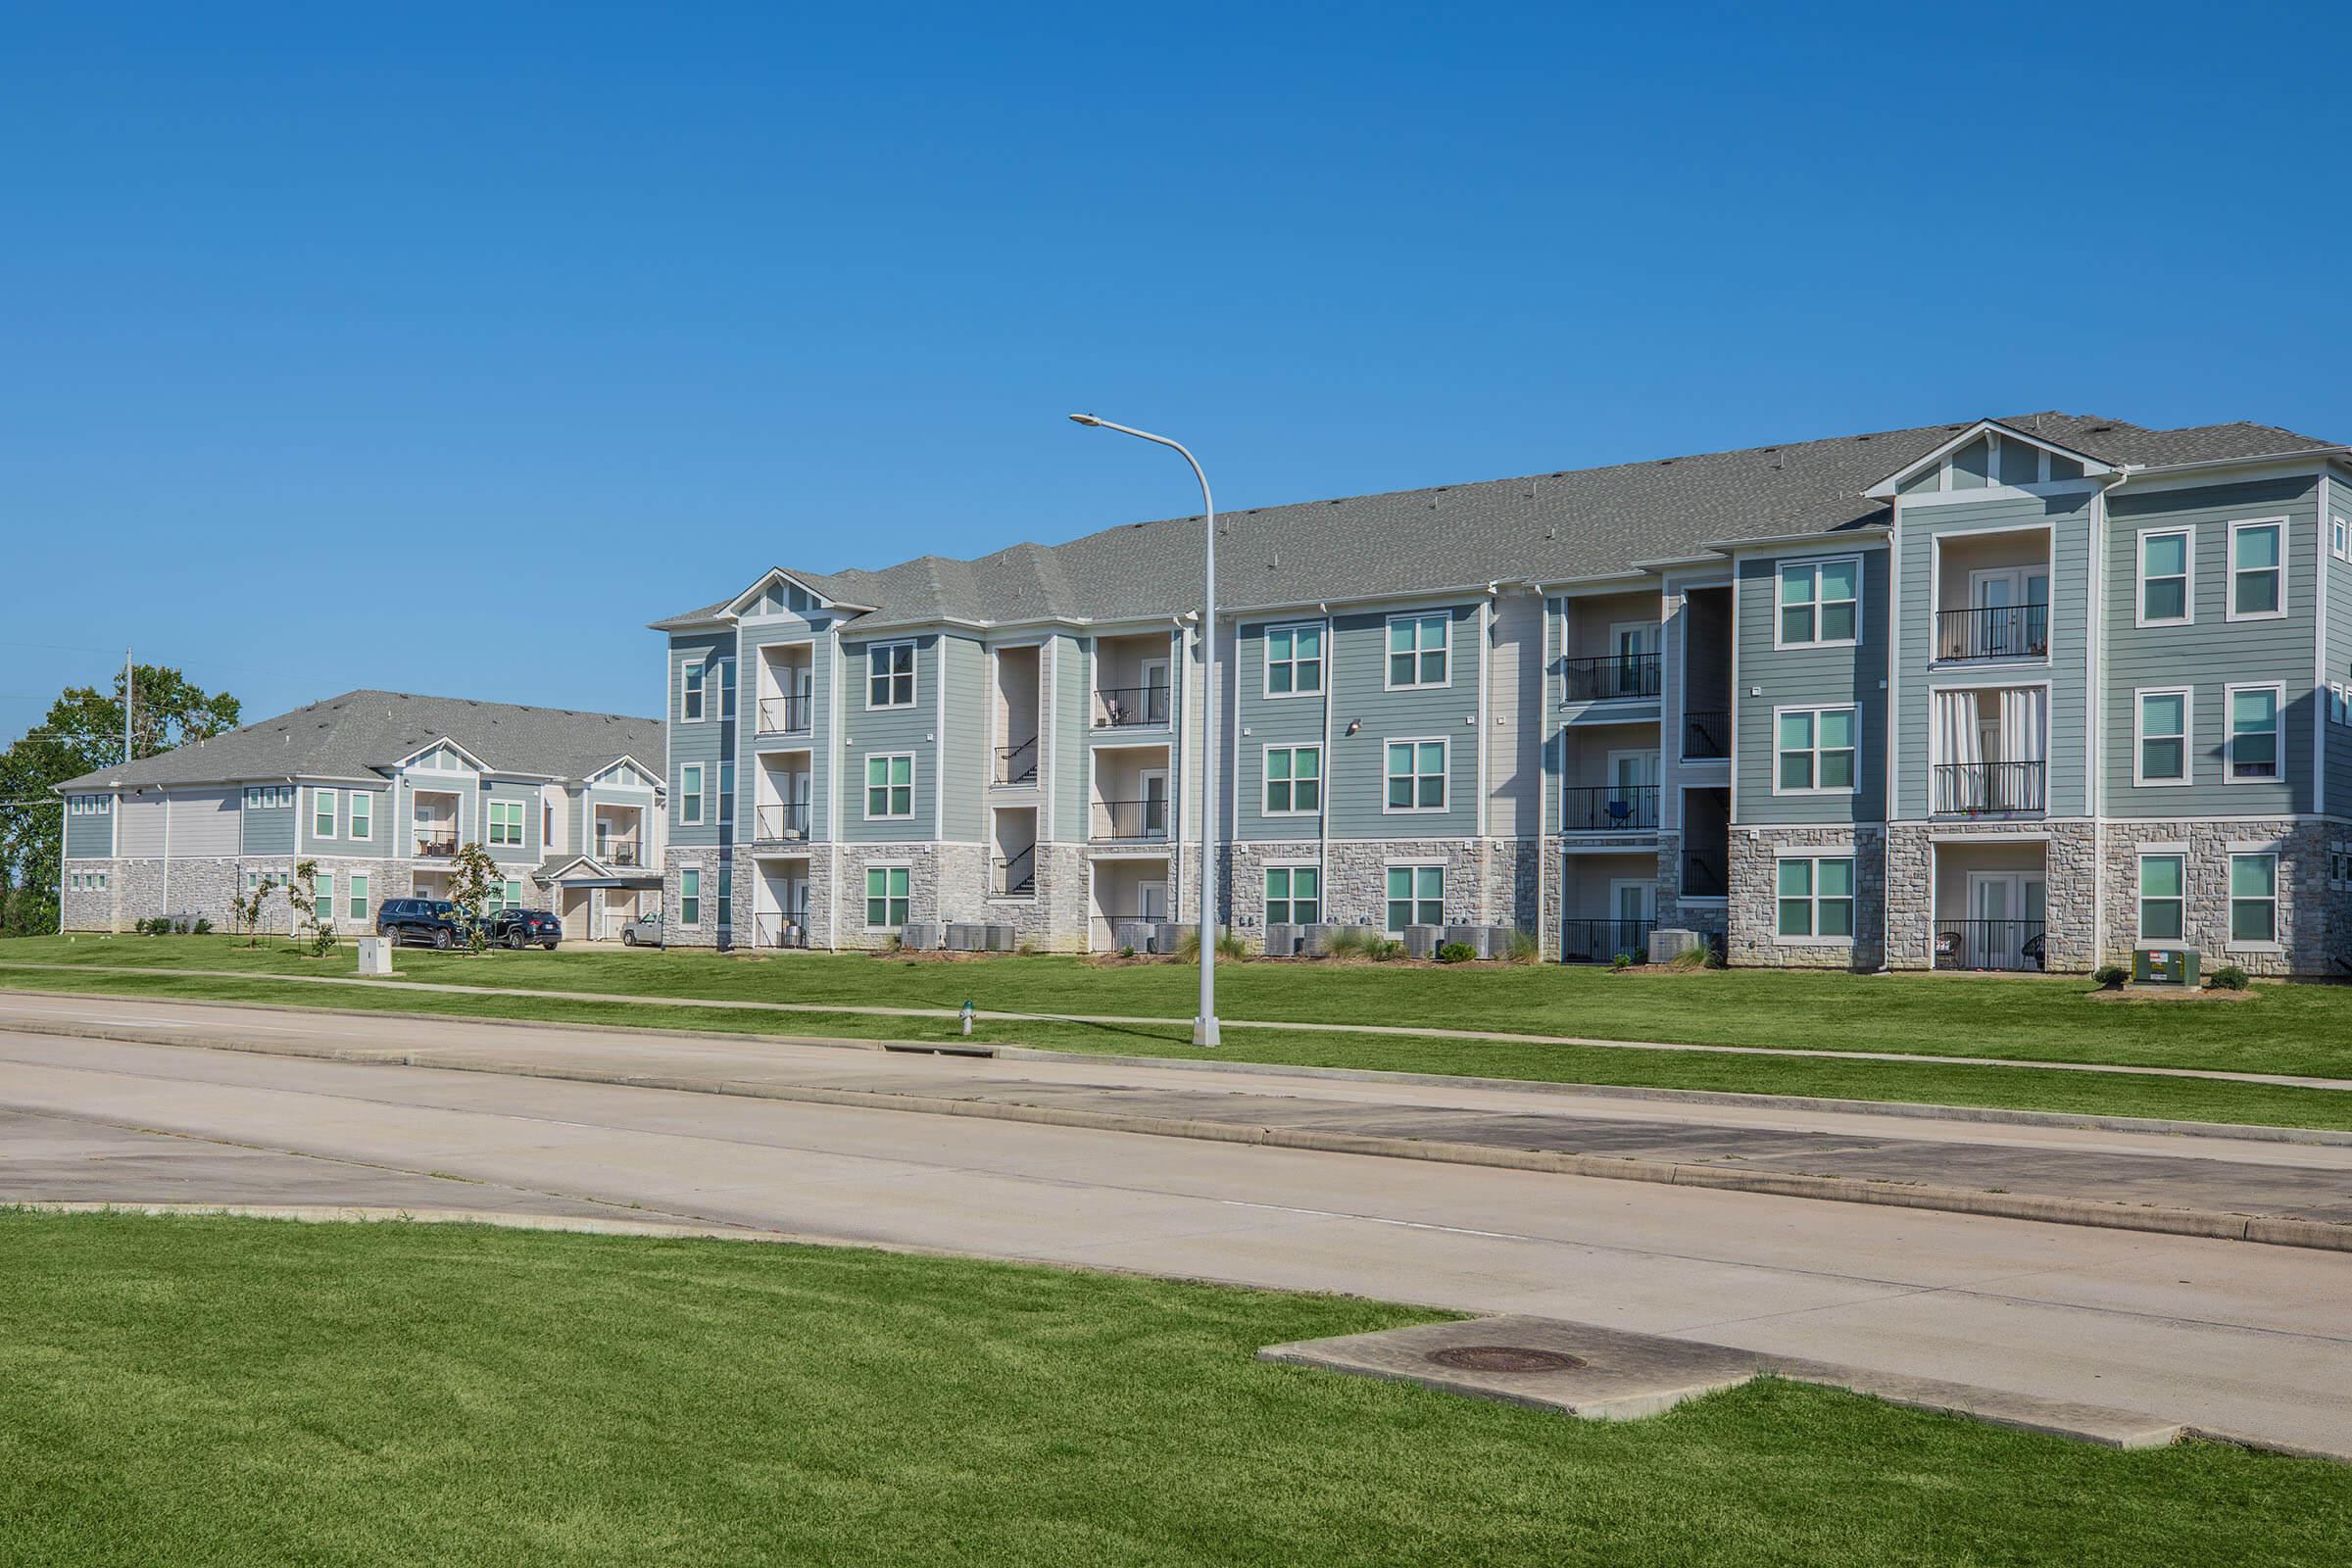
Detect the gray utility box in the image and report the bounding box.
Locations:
[1301,923,1339,956]
[1152,922,1185,956]
[900,921,942,952]
[943,923,983,952]
[1261,923,1299,956]
[984,924,1016,953]
[1648,928,1704,964]
[1403,924,1444,959]
[355,936,394,976]
[2134,948,2201,986]
[1112,921,1153,954]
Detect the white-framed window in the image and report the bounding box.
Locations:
[312,869,333,922]
[680,763,705,825]
[1776,557,1860,648]
[489,799,525,847]
[1385,612,1449,689]
[2136,853,2184,942]
[70,794,112,815]
[1384,864,1444,934]
[867,642,916,708]
[865,754,914,818]
[718,760,735,825]
[865,865,910,928]
[1774,706,1858,794]
[717,657,737,723]
[1264,622,1325,697]
[1263,745,1321,815]
[679,866,702,926]
[2333,515,2349,562]
[2132,688,2192,786]
[681,661,706,722]
[2135,527,2193,627]
[1384,738,1448,812]
[348,792,371,841]
[2230,852,2278,945]
[2225,683,2283,781]
[348,872,369,922]
[244,785,292,808]
[2227,517,2285,620]
[1265,864,1320,926]
[1775,855,1855,941]
[313,788,338,839]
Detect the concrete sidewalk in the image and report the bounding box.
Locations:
[4,991,2349,1250]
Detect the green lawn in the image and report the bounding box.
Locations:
[7,957,2352,1132]
[3,1213,2343,1567]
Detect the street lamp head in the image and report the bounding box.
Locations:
[1067,413,1104,427]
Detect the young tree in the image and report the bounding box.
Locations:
[446,842,500,954]
[231,874,279,948]
[283,858,336,956]
[0,664,239,938]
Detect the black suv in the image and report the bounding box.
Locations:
[376,898,469,949]
[483,907,563,950]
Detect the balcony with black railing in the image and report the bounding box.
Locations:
[1931,761,2046,816]
[413,832,458,858]
[1560,784,1660,833]
[754,802,811,841]
[757,693,812,734]
[593,839,642,867]
[1095,686,1171,728]
[1934,919,2046,972]
[1682,709,1730,760]
[1091,799,1170,841]
[1563,653,1661,703]
[1560,918,1655,965]
[1935,604,2048,663]
[995,736,1038,785]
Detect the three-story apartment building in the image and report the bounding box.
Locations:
[58,691,666,938]
[652,412,2352,974]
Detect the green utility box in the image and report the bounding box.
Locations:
[2133,948,2201,986]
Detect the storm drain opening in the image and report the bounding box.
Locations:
[1426,1346,1585,1374]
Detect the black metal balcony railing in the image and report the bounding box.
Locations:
[413,833,458,858]
[594,840,642,867]
[992,849,1035,897]
[1095,686,1171,727]
[758,694,811,733]
[1931,761,2046,815]
[754,913,812,950]
[1091,799,1170,841]
[1935,605,2048,662]
[1560,918,1655,965]
[1560,785,1660,832]
[1562,653,1662,703]
[995,736,1038,785]
[1934,919,2046,972]
[1683,855,1726,897]
[1683,709,1730,760]
[756,802,810,840]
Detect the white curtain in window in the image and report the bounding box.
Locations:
[2000,687,2047,762]
[1935,690,1982,811]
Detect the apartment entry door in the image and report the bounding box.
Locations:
[1140,768,1170,837]
[1970,567,2049,657]
[1966,871,2046,970]
[1139,657,1171,724]
[1137,880,1169,922]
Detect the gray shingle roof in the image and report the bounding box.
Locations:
[657,411,2344,634]
[61,690,665,794]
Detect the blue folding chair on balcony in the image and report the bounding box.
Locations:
[1605,796,1633,825]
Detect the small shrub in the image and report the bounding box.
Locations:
[1118,944,1136,958]
[1666,945,1710,970]
[2207,964,2249,992]
[191,916,213,935]
[2092,964,2130,991]
[1436,941,1476,964]
[1172,928,1248,962]
[1503,928,1541,964]
[1608,952,1634,972]
[1327,925,1374,958]
[1367,936,1404,961]
[885,932,904,953]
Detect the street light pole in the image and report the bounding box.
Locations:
[1068,414,1220,1047]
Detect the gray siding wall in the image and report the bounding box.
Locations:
[841,632,939,844]
[484,780,542,866]
[1734,546,1889,824]
[1050,634,1087,843]
[166,789,240,857]
[1489,590,1544,839]
[65,800,115,858]
[298,783,392,858]
[240,794,294,856]
[2104,475,2320,817]
[668,629,732,849]
[1234,614,1329,842]
[2324,475,2352,810]
[1894,490,2090,820]
[1327,602,1480,840]
[941,635,986,842]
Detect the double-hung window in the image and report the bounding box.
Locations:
[348,872,369,923]
[1777,558,1859,647]
[348,792,371,841]
[1776,856,1855,940]
[2137,529,2192,625]
[1263,746,1320,814]
[313,870,333,923]
[1385,739,1446,811]
[2230,853,2278,944]
[1386,613,1448,688]
[1265,623,1324,696]
[866,754,913,818]
[2227,685,2281,780]
[679,867,701,926]
[1775,707,1857,793]
[489,799,525,848]
[867,643,915,708]
[313,788,338,839]
[1265,866,1319,926]
[682,662,706,721]
[718,760,735,825]
[865,866,909,928]
[2134,690,2190,785]
[2136,854,2184,942]
[2333,516,2349,561]
[2229,519,2284,619]
[1384,865,1443,934]
[680,763,705,825]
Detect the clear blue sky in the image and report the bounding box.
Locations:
[5,2,2347,735]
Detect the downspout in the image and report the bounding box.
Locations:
[2090,466,2138,969]
[1316,603,1331,905]
[1478,585,1496,923]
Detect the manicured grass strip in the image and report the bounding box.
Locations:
[3,1212,2346,1568]
[10,966,2352,1133]
[10,935,2352,1078]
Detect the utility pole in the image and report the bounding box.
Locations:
[122,648,133,764]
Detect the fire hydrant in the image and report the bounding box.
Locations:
[959,1000,976,1038]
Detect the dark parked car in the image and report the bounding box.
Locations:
[483,907,563,950]
[375,898,470,949]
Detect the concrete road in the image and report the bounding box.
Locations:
[3,1026,2350,1453]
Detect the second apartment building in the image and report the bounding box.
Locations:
[651,412,2352,974]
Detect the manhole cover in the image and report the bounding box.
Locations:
[1426,1345,1585,1374]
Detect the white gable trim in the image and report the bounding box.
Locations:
[584,754,662,790]
[721,567,878,617]
[1864,420,2113,499]
[393,735,493,774]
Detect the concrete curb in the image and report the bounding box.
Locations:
[11,1013,2351,1254]
[10,985,2352,1148]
